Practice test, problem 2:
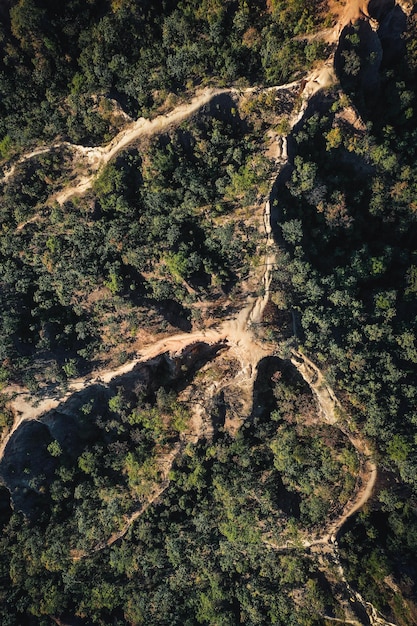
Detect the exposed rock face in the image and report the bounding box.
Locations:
[368,0,396,20]
[335,0,408,108]
[377,3,407,65]
[0,341,225,516]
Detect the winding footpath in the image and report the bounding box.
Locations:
[1,63,333,206]
[267,350,388,626]
[290,350,378,545]
[0,19,398,621]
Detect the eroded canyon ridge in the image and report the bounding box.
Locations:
[0,1,417,624]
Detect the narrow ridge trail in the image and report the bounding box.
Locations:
[289,351,378,549]
[0,11,393,618]
[1,62,334,205]
[1,52,372,526]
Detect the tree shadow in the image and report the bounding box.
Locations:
[335,3,409,131]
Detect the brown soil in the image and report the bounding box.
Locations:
[329,0,372,32]
[336,104,367,131]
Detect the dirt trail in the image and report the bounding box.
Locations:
[0,80,300,204]
[2,78,305,194]
[73,443,183,559]
[1,294,270,453]
[2,326,262,430]
[55,88,227,204]
[54,81,305,205]
[74,369,217,560]
[1,145,62,183]
[267,349,387,625]
[328,436,377,541]
[0,34,386,621]
[1,52,372,532]
[288,350,377,547]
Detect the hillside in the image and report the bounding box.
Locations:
[1,1,417,624]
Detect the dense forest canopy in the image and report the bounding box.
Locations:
[0,0,328,147]
[1,0,417,625]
